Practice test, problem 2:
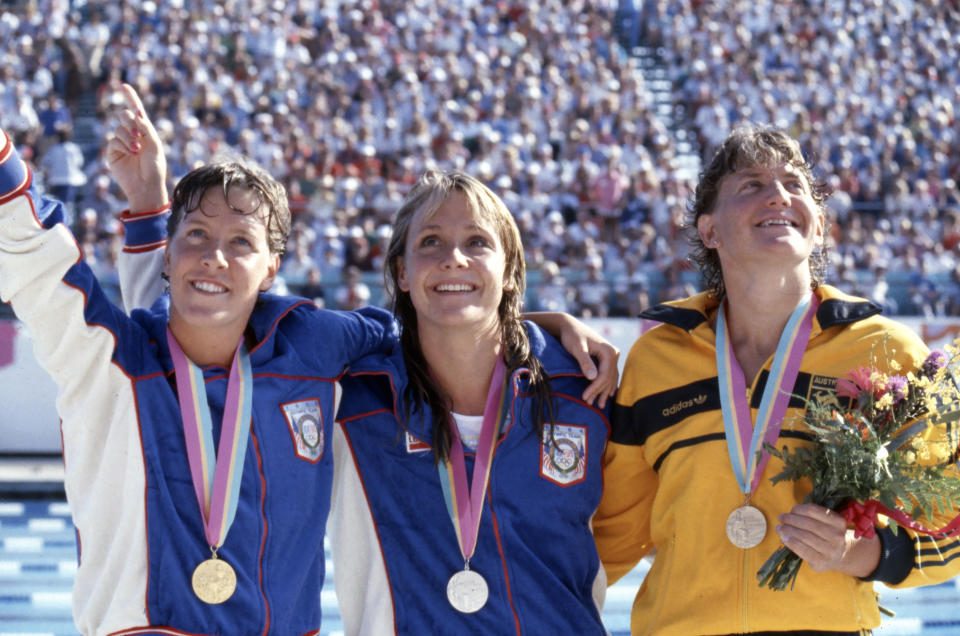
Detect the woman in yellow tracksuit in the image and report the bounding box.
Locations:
[593,124,960,634]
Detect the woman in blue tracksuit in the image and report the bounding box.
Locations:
[0,124,397,635]
[90,85,616,635]
[329,171,612,635]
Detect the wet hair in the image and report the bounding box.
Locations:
[385,170,554,462]
[686,124,831,297]
[167,156,290,257]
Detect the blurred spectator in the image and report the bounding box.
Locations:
[40,129,87,224]
[592,150,630,242]
[533,260,573,313]
[280,233,320,284]
[344,228,375,272]
[575,259,611,318]
[946,264,960,316]
[293,267,327,308]
[3,0,956,316]
[76,174,121,235]
[334,265,372,311]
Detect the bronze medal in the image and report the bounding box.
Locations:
[191,557,237,604]
[725,504,767,549]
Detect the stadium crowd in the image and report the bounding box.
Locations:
[1,0,958,316]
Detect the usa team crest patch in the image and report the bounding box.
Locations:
[405,431,430,453]
[540,423,588,486]
[281,399,325,462]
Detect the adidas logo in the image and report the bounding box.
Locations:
[662,394,708,417]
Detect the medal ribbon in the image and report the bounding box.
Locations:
[437,357,510,563]
[167,329,253,550]
[716,293,818,495]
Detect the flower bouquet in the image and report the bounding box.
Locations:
[757,345,960,591]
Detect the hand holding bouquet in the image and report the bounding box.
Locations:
[757,345,960,591]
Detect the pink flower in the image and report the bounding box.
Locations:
[836,378,860,400]
[838,366,875,399]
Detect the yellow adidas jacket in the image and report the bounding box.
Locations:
[594,285,960,634]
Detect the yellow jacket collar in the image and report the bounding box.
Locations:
[639,285,883,336]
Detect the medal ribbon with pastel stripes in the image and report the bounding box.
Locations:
[167,328,253,552]
[437,357,510,565]
[716,293,818,496]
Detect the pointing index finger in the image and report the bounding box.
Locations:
[121,83,146,119]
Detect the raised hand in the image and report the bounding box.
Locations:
[105,83,168,212]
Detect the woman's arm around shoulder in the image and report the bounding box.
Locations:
[524,311,619,408]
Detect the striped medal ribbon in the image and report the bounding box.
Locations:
[436,357,510,614]
[716,293,818,549]
[167,328,253,604]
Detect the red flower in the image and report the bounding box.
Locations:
[841,500,880,539]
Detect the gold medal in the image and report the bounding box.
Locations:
[191,556,237,604]
[168,332,251,606]
[725,504,767,549]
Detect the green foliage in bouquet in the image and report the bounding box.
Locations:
[757,345,960,591]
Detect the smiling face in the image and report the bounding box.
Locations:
[697,161,825,284]
[165,186,279,348]
[687,126,831,296]
[397,190,511,336]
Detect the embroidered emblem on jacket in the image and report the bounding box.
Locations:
[282,399,325,462]
[807,375,838,403]
[540,423,588,486]
[405,431,431,454]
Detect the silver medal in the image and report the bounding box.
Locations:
[446,568,489,613]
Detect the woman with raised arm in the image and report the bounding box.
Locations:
[104,84,618,634]
[0,125,396,634]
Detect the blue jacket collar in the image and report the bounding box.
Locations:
[137,292,315,370]
[342,321,582,444]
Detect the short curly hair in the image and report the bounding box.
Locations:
[686,124,830,297]
[168,156,290,257]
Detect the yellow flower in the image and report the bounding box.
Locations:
[890,359,902,372]
[902,450,917,464]
[870,370,887,387]
[930,442,953,462]
[875,394,894,410]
